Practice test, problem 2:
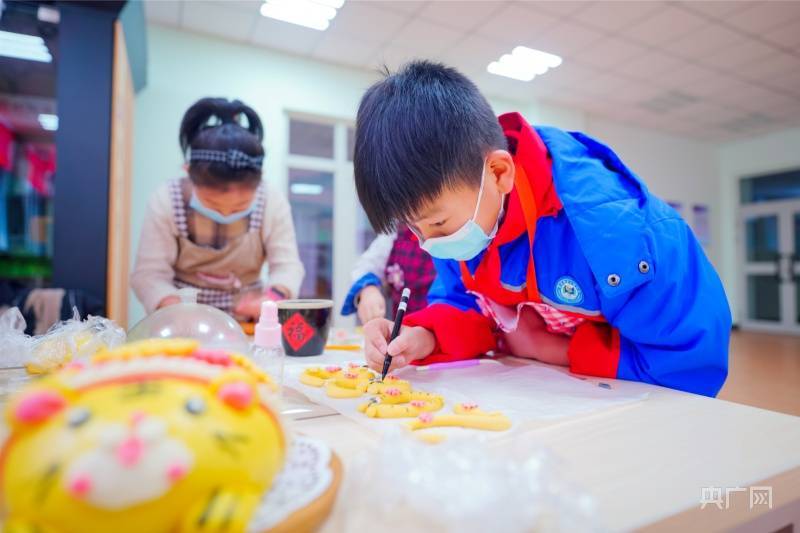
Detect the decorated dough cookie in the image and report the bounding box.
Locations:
[406,411,512,432]
[358,390,444,418]
[324,379,364,399]
[452,402,502,417]
[366,376,411,395]
[299,365,345,387]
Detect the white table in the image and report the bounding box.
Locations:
[280,350,800,533]
[1,352,798,532]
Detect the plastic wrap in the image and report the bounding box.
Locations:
[0,307,32,368]
[335,430,601,533]
[0,306,125,375]
[27,309,126,373]
[127,288,249,353]
[284,359,647,439]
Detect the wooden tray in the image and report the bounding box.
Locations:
[266,451,342,533]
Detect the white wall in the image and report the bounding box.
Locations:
[717,127,800,323]
[129,24,735,326]
[584,117,722,266]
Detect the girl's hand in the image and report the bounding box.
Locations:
[234,292,266,319]
[357,285,386,324]
[157,295,181,309]
[362,318,436,373]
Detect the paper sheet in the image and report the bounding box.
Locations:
[284,358,648,438]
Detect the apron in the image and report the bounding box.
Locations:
[384,224,436,315]
[170,178,266,313]
[458,151,589,337]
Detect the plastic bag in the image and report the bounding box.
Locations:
[26,308,126,374]
[335,430,601,533]
[0,307,34,368]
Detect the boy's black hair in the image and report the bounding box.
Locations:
[179,97,265,188]
[354,61,506,233]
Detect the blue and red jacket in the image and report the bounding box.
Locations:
[403,113,731,397]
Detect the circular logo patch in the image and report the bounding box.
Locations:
[555,277,583,305]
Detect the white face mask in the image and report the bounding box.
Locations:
[189,191,255,225]
[415,160,503,261]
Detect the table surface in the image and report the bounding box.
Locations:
[2,351,799,532]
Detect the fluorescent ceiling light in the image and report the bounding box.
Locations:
[38,114,58,131]
[290,183,324,195]
[37,6,61,24]
[260,0,344,31]
[487,46,562,82]
[0,30,52,63]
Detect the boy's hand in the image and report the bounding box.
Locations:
[363,318,436,373]
[501,306,570,366]
[357,285,386,324]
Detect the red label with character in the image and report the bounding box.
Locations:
[282,312,315,351]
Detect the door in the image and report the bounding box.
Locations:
[739,200,800,334]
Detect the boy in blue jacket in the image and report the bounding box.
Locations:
[355,61,731,397]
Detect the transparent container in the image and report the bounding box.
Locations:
[127,288,249,353]
[251,301,284,398]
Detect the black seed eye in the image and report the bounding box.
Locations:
[185,397,206,415]
[67,407,91,428]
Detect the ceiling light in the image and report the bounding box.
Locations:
[37,6,60,24]
[0,30,52,63]
[38,113,58,131]
[260,0,344,31]
[290,183,324,195]
[487,46,562,82]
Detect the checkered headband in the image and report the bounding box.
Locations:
[189,148,264,170]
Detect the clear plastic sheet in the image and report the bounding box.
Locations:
[0,307,32,368]
[0,307,126,372]
[284,359,647,439]
[335,430,602,533]
[28,309,126,373]
[127,288,249,353]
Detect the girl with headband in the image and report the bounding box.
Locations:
[131,97,304,319]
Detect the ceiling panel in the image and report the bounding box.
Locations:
[624,5,707,46]
[312,33,378,69]
[387,18,464,57]
[723,2,800,34]
[378,1,429,15]
[475,4,561,46]
[569,1,662,32]
[418,1,502,31]
[181,1,255,43]
[143,0,800,141]
[527,19,606,57]
[328,3,409,46]
[660,24,744,59]
[676,1,755,20]
[573,37,649,69]
[249,16,324,55]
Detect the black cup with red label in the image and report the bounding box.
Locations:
[276,299,333,356]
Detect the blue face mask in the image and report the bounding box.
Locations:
[189,191,255,225]
[416,161,503,261]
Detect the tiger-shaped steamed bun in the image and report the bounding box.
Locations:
[1,339,287,533]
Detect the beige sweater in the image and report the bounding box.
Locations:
[130,180,305,313]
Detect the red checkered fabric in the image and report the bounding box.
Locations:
[530,302,586,336]
[384,224,436,314]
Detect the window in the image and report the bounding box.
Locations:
[740,169,800,204]
[286,116,375,323]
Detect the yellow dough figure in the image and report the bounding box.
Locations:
[1,339,287,533]
[407,410,512,432]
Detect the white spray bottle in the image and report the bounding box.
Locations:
[252,300,284,398]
